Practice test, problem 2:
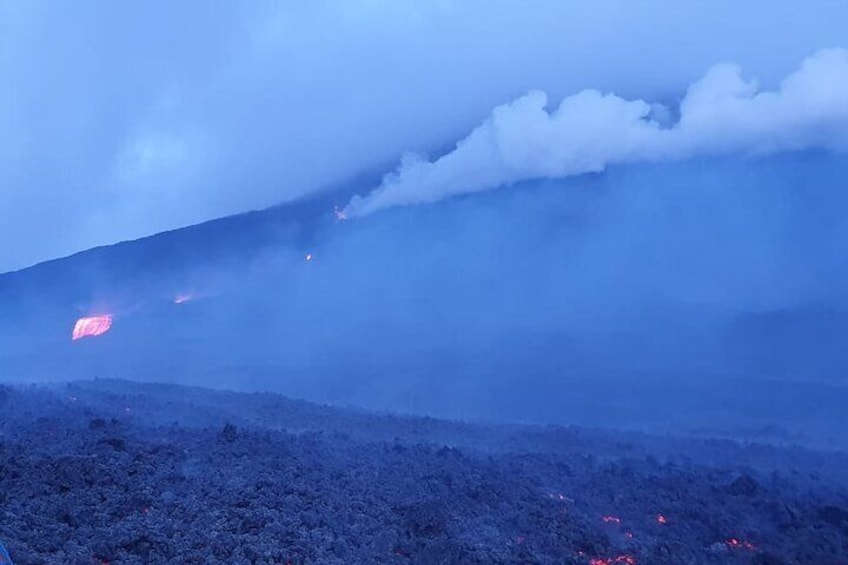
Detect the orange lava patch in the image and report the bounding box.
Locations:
[72,315,113,340]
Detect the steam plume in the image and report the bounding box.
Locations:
[345,48,848,217]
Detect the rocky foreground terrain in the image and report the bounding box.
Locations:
[1,379,847,564]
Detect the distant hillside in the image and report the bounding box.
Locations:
[0,178,368,316]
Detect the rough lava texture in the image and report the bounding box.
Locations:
[0,380,847,564]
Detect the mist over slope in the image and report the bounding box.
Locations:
[3,150,848,445]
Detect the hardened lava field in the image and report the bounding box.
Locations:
[1,380,847,564]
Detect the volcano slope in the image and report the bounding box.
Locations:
[0,379,846,564]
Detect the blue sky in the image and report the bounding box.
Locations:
[2,0,847,272]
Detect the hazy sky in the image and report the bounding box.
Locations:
[2,0,847,272]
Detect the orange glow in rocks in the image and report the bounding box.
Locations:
[590,555,637,565]
[726,538,756,550]
[72,315,113,340]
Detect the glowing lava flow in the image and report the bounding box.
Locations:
[72,315,113,340]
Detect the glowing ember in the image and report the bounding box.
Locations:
[657,514,668,524]
[590,555,637,565]
[726,538,756,551]
[72,315,113,340]
[602,515,622,524]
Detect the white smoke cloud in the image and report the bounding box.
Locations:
[345,48,848,217]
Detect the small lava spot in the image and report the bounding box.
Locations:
[726,538,756,551]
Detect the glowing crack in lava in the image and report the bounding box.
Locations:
[589,555,637,565]
[726,538,756,551]
[72,315,113,340]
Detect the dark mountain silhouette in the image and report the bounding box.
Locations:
[0,175,374,317]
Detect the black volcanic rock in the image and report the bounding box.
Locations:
[728,474,759,496]
[1,380,848,564]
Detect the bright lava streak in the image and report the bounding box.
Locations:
[590,556,637,565]
[72,315,113,340]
